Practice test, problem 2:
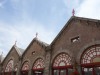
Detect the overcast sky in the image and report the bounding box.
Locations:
[0,0,100,56]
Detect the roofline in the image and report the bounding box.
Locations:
[50,16,100,46]
[1,45,20,64]
[22,38,49,57]
[14,45,22,56]
[22,38,36,57]
[50,16,75,46]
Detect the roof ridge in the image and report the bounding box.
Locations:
[14,45,24,56]
[35,38,49,47]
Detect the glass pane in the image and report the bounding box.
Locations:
[84,68,93,75]
[68,69,73,75]
[94,67,100,75]
[60,70,66,75]
[34,71,42,75]
[54,70,59,75]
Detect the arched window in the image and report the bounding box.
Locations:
[81,45,100,64]
[52,53,72,75]
[53,53,71,67]
[33,58,44,75]
[33,58,44,70]
[22,61,29,71]
[5,59,13,72]
[81,45,100,75]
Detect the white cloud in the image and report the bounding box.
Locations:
[77,0,100,19]
[0,20,56,57]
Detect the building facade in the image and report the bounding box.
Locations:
[0,16,100,75]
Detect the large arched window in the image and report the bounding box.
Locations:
[53,53,71,67]
[81,45,100,64]
[21,61,29,75]
[52,53,72,75]
[33,58,44,69]
[33,58,44,75]
[5,59,13,72]
[22,61,29,71]
[81,45,100,75]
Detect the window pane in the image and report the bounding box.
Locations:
[54,70,59,75]
[94,67,100,75]
[60,70,66,75]
[68,69,73,75]
[84,68,92,75]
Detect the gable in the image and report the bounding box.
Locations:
[22,38,47,60]
[2,46,20,69]
[51,16,100,54]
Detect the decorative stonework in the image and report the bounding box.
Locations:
[22,61,29,71]
[5,59,13,72]
[81,45,100,64]
[53,53,71,67]
[33,58,44,69]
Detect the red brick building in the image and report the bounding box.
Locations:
[0,16,100,75]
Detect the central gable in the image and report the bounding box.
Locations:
[51,16,100,52]
[22,38,49,60]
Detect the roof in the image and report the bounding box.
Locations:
[50,16,100,46]
[36,38,49,47]
[1,45,24,64]
[14,45,25,56]
[22,37,49,57]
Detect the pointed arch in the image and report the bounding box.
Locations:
[5,59,13,72]
[22,61,29,71]
[33,58,44,70]
[53,53,72,68]
[81,45,100,64]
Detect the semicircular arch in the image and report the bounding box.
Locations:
[52,52,72,67]
[21,61,29,71]
[80,44,100,64]
[5,59,14,72]
[33,58,45,70]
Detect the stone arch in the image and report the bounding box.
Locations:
[77,41,100,63]
[80,44,100,64]
[33,58,45,70]
[5,59,14,72]
[32,58,45,75]
[52,52,72,67]
[51,49,73,64]
[21,61,29,71]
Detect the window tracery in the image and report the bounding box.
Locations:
[33,58,44,69]
[22,61,29,71]
[5,59,13,72]
[53,53,71,67]
[81,45,100,64]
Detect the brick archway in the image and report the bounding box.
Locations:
[80,45,100,75]
[4,59,13,75]
[21,61,29,75]
[32,58,44,75]
[52,53,73,75]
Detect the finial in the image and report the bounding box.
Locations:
[36,32,38,38]
[72,9,75,16]
[14,40,17,46]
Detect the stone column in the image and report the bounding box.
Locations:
[28,69,32,75]
[44,47,51,75]
[77,64,82,75]
[17,57,22,75]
